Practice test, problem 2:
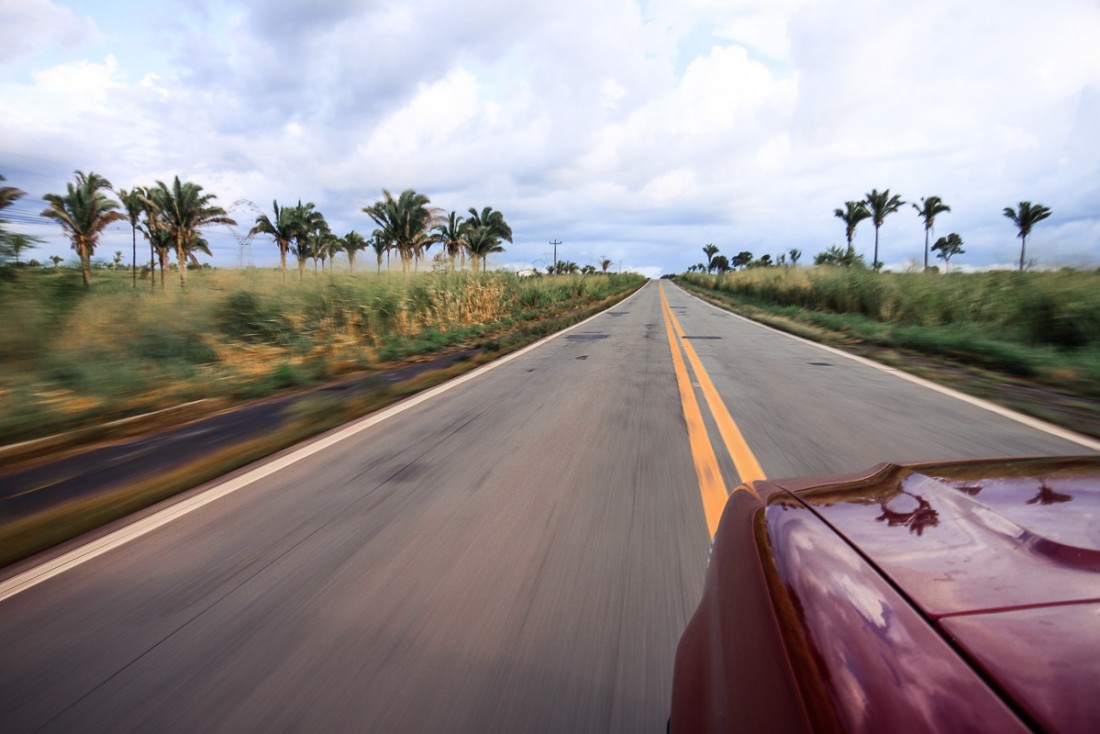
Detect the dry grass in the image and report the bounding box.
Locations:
[0,268,644,445]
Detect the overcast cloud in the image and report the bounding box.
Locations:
[2,0,1099,275]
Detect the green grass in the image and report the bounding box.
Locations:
[679,268,1100,397]
[0,267,644,445]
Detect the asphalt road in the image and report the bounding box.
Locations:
[1,280,1095,733]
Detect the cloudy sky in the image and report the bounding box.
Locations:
[2,0,1099,276]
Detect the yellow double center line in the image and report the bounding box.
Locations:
[659,282,766,537]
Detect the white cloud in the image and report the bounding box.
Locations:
[2,0,1099,273]
[0,0,100,64]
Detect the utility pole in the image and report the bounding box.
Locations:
[549,239,562,273]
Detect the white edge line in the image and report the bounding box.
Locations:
[0,284,648,604]
[670,281,1100,454]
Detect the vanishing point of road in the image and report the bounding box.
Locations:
[1,281,1096,732]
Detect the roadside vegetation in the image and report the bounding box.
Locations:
[678,269,1100,428]
[0,167,647,450]
[0,267,643,447]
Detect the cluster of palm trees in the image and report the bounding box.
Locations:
[25,169,514,288]
[37,170,234,288]
[544,258,614,275]
[249,189,513,280]
[361,190,512,274]
[833,189,1052,272]
[686,243,801,273]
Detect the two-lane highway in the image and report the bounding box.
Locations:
[1,280,1095,732]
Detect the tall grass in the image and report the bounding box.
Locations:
[680,268,1100,394]
[0,268,643,444]
[682,269,1100,349]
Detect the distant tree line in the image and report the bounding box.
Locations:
[683,192,1054,275]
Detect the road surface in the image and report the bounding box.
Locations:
[1,280,1094,732]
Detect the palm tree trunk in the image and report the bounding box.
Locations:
[1019,235,1027,272]
[80,245,91,288]
[150,242,156,291]
[923,228,930,270]
[177,239,187,288]
[131,227,137,288]
[873,226,880,270]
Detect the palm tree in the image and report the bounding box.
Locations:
[145,176,235,287]
[249,200,300,281]
[369,230,389,274]
[363,189,441,272]
[864,189,905,270]
[931,233,964,272]
[41,170,125,287]
[342,230,366,273]
[432,211,467,269]
[140,217,174,289]
[1003,201,1052,271]
[466,206,512,246]
[0,174,23,213]
[320,231,342,272]
[702,243,719,273]
[1,174,27,257]
[281,201,322,282]
[912,196,951,270]
[600,257,613,273]
[833,201,871,259]
[466,226,505,272]
[296,208,329,277]
[117,187,146,288]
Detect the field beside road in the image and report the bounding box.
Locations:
[0,268,643,447]
[679,269,1100,437]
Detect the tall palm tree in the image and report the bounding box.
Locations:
[0,174,24,213]
[145,176,235,287]
[140,217,174,289]
[117,187,146,288]
[342,230,366,273]
[1,174,38,263]
[318,230,341,272]
[864,189,905,270]
[432,211,467,270]
[833,201,871,259]
[1003,201,1052,272]
[369,230,389,274]
[466,226,505,272]
[702,243,719,273]
[912,196,951,270]
[363,189,441,272]
[1,174,26,246]
[41,170,125,287]
[280,201,322,282]
[249,200,300,281]
[293,206,328,278]
[466,206,512,246]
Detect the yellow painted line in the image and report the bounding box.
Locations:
[659,283,729,537]
[664,296,766,489]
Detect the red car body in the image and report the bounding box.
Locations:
[670,456,1100,733]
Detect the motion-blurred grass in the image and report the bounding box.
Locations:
[0,268,643,445]
[680,269,1100,394]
